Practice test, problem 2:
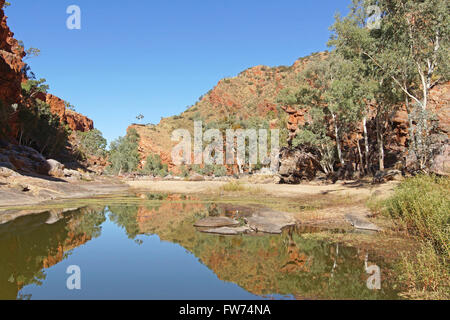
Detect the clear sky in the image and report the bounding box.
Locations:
[6,0,350,144]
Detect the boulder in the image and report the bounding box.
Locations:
[372,169,402,184]
[46,159,65,177]
[194,216,240,228]
[345,214,382,232]
[63,169,82,180]
[0,166,20,177]
[245,210,296,234]
[200,226,251,235]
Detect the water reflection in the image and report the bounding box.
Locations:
[0,193,400,300]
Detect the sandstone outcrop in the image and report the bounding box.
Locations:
[42,93,94,132]
[0,0,24,106]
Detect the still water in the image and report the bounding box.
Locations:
[0,193,400,300]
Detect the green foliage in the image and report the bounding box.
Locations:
[374,174,450,298]
[177,165,190,178]
[16,100,70,157]
[108,205,140,239]
[381,175,449,255]
[191,164,227,177]
[76,129,107,158]
[21,79,49,97]
[106,129,141,174]
[329,0,449,171]
[397,242,449,300]
[142,154,168,177]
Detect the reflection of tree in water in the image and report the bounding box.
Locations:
[0,207,106,300]
[108,205,141,239]
[136,204,400,299]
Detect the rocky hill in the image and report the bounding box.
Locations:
[129,49,449,177]
[129,52,329,171]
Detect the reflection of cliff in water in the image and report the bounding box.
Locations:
[0,207,106,300]
[0,193,400,300]
[132,195,400,299]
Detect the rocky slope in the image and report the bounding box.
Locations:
[0,1,93,136]
[0,0,24,106]
[129,52,329,170]
[129,49,449,178]
[1,1,96,176]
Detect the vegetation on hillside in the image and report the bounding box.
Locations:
[15,79,70,157]
[276,0,449,177]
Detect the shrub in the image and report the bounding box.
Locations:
[142,154,168,177]
[379,175,450,300]
[221,181,245,192]
[382,175,449,255]
[190,164,227,177]
[397,242,449,300]
[213,165,227,177]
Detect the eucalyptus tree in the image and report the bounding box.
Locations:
[277,52,363,174]
[330,0,449,170]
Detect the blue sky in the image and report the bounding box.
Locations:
[6,0,349,143]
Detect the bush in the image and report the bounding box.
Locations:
[142,154,168,177]
[397,242,449,300]
[382,175,449,255]
[379,175,450,300]
[221,181,245,192]
[190,164,227,177]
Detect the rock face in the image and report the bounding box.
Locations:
[430,144,450,176]
[0,141,49,174]
[0,0,25,106]
[43,94,94,132]
[1,3,93,137]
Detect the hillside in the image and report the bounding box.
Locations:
[129,50,449,178]
[129,52,329,170]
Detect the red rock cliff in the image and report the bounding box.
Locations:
[0,0,24,105]
[43,93,94,132]
[1,1,93,134]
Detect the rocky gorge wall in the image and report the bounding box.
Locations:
[0,0,24,106]
[0,1,93,136]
